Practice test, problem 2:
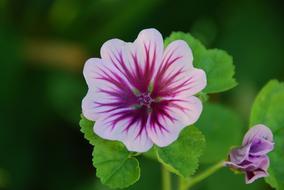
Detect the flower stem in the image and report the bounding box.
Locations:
[161,165,171,190]
[187,161,224,189]
[179,160,224,190]
[178,177,188,190]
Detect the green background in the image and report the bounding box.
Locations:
[0,0,283,189]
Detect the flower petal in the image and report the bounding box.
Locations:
[243,124,273,145]
[245,155,269,170]
[83,58,103,89]
[82,89,98,121]
[134,28,164,76]
[93,108,153,152]
[83,77,155,153]
[152,40,206,98]
[250,138,274,156]
[228,155,269,171]
[100,39,137,90]
[100,29,164,93]
[245,156,269,184]
[147,96,202,147]
[224,161,244,171]
[228,143,251,164]
[225,155,270,184]
[82,58,137,121]
[245,169,268,184]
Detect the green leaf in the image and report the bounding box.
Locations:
[94,157,162,190]
[92,141,140,189]
[196,103,243,163]
[250,80,284,190]
[164,31,207,55]
[156,126,206,177]
[164,32,237,93]
[201,49,237,93]
[79,116,140,188]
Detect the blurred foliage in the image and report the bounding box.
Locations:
[46,70,85,124]
[1,0,284,190]
[196,103,243,164]
[197,167,268,190]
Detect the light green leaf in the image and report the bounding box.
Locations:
[250,80,284,190]
[94,157,162,190]
[164,31,207,55]
[79,116,140,189]
[201,49,237,93]
[164,32,237,93]
[92,141,140,189]
[156,126,206,177]
[79,115,97,145]
[196,103,243,163]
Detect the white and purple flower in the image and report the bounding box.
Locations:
[82,28,207,152]
[225,124,274,184]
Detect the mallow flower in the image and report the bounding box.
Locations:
[82,28,207,152]
[225,124,274,184]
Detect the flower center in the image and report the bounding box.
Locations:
[138,92,153,107]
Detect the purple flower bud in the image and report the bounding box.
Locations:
[225,124,274,184]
